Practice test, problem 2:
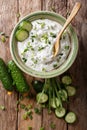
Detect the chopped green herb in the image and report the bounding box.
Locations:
[22,57,27,63]
[28,43,34,51]
[40,127,45,130]
[23,110,33,120]
[65,45,69,50]
[59,53,63,56]
[26,104,32,109]
[53,64,58,68]
[50,6,56,12]
[29,114,33,120]
[0,35,6,43]
[41,22,45,28]
[50,32,56,38]
[0,105,5,110]
[48,41,51,44]
[66,10,70,18]
[50,122,56,129]
[34,107,41,114]
[43,57,46,61]
[38,46,45,51]
[42,33,48,43]
[37,22,41,24]
[16,13,20,18]
[42,68,46,72]
[31,34,37,38]
[25,104,32,111]
[0,31,5,35]
[20,104,26,109]
[24,48,29,52]
[32,38,34,42]
[31,58,38,64]
[28,126,32,130]
[23,113,28,120]
[62,32,67,39]
[31,35,37,43]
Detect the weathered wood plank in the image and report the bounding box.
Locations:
[67,0,87,130]
[42,0,67,130]
[18,1,42,130]
[42,0,67,17]
[0,0,18,130]
[19,0,42,18]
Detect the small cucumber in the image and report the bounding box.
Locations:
[66,86,76,96]
[19,21,32,32]
[0,58,14,91]
[65,112,76,123]
[15,29,29,42]
[8,60,29,93]
[36,92,48,103]
[55,107,66,118]
[59,89,68,101]
[62,76,72,85]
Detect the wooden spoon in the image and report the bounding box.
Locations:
[53,2,81,57]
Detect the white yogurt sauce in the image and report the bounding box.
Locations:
[17,19,71,72]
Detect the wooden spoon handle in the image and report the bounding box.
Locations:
[58,2,81,37]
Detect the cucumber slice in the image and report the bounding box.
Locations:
[65,112,76,123]
[50,98,60,108]
[15,29,29,42]
[66,86,76,96]
[36,92,48,103]
[59,89,68,101]
[62,76,72,85]
[55,107,66,118]
[19,21,32,32]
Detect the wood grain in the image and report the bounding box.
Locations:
[0,0,18,130]
[0,0,87,130]
[18,1,42,130]
[67,0,87,130]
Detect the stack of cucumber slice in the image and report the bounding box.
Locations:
[15,20,32,42]
[35,76,77,124]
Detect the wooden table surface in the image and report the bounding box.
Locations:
[0,0,87,130]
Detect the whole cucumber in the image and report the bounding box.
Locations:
[0,58,14,91]
[8,60,29,93]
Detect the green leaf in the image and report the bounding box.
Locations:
[0,105,5,110]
